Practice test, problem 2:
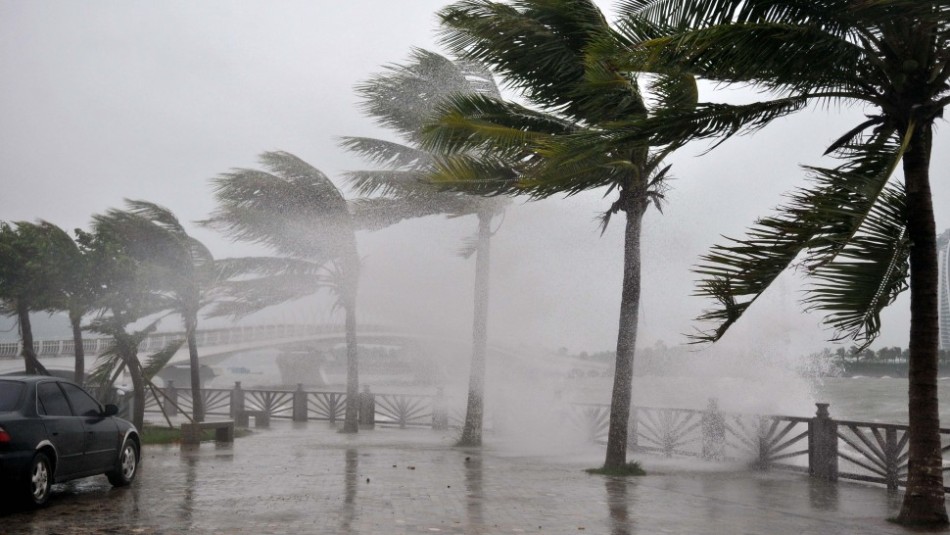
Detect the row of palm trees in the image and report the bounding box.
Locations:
[420,0,950,526]
[5,0,946,525]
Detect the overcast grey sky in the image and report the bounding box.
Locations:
[1,1,948,358]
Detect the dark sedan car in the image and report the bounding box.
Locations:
[0,376,140,506]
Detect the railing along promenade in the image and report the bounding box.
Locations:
[149,384,950,492]
[0,324,388,359]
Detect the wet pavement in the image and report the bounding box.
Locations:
[0,420,935,534]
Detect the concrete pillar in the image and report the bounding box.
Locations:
[230,381,245,420]
[359,385,375,429]
[293,383,308,422]
[809,403,838,481]
[701,398,726,461]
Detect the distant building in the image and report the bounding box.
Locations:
[939,230,950,350]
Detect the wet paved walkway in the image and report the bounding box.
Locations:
[0,420,935,534]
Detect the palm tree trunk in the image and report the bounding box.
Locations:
[458,211,493,447]
[897,124,949,525]
[604,197,646,469]
[341,255,361,434]
[117,331,146,431]
[16,301,46,375]
[70,309,85,384]
[185,312,204,423]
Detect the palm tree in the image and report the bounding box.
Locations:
[603,0,950,525]
[80,219,183,430]
[0,221,77,376]
[427,0,692,467]
[92,200,217,422]
[205,151,364,433]
[342,48,508,446]
[38,224,101,384]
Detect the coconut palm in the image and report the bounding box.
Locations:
[593,0,950,525]
[342,48,509,446]
[91,200,217,422]
[427,0,692,467]
[205,151,364,433]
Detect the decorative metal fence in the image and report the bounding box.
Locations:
[143,382,950,492]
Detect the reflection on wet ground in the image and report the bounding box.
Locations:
[0,421,924,534]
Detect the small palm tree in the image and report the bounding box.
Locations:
[342,48,508,446]
[205,151,364,432]
[428,0,692,468]
[602,0,950,525]
[34,222,99,384]
[0,221,78,376]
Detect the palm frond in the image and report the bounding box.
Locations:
[141,339,185,381]
[690,127,909,343]
[805,185,909,346]
[205,151,354,260]
[339,137,433,171]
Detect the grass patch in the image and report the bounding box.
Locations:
[140,424,252,445]
[585,462,646,477]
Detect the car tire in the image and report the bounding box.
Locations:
[27,452,52,507]
[106,440,138,487]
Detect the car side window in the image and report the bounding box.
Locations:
[37,382,73,417]
[60,382,102,417]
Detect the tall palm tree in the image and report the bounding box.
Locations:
[600,0,950,525]
[342,48,508,446]
[205,151,364,433]
[427,0,692,467]
[92,200,217,422]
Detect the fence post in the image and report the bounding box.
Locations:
[701,398,726,461]
[165,381,178,417]
[293,383,308,422]
[885,427,899,490]
[358,385,375,429]
[231,381,245,420]
[809,403,838,481]
[432,387,448,430]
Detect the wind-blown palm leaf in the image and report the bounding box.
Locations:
[438,0,646,123]
[806,185,909,344]
[339,138,433,171]
[140,339,186,381]
[205,256,329,319]
[423,93,575,157]
[206,151,355,260]
[353,48,500,144]
[691,129,909,344]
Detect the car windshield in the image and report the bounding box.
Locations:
[0,381,25,412]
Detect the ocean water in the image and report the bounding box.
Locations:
[812,376,950,425]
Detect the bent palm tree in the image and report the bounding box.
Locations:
[428,0,692,467]
[605,0,950,525]
[205,151,364,433]
[0,221,76,376]
[343,48,508,446]
[93,200,217,422]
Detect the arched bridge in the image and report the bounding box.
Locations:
[0,323,611,378]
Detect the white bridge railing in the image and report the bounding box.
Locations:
[0,324,390,359]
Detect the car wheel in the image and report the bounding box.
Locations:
[27,452,52,507]
[106,440,138,487]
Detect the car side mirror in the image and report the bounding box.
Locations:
[103,404,119,417]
